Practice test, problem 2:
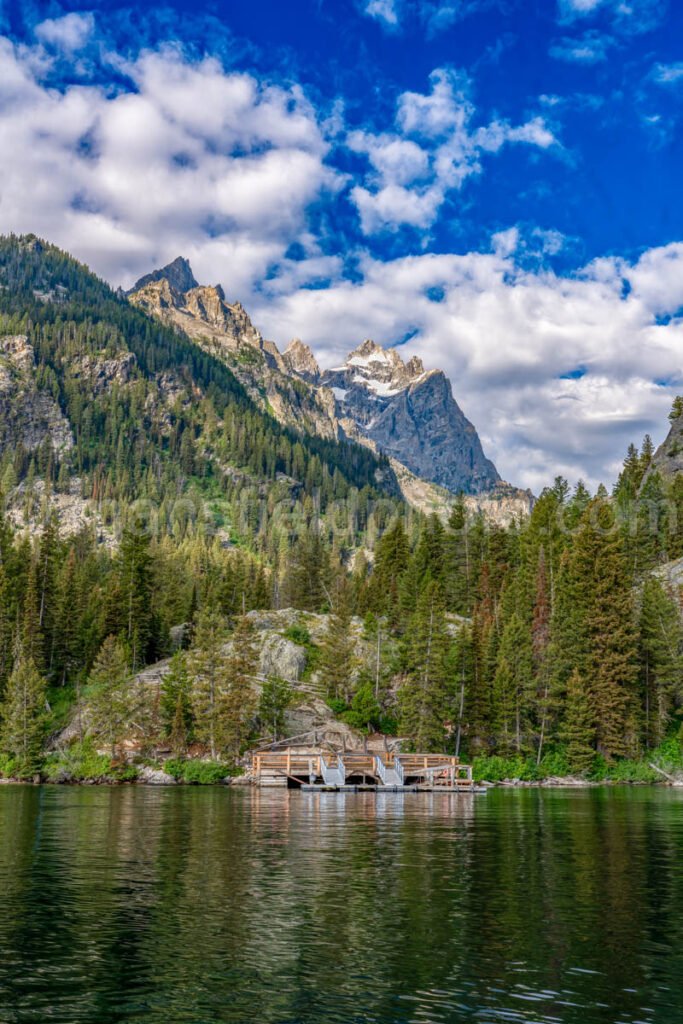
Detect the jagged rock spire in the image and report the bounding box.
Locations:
[130,257,198,295]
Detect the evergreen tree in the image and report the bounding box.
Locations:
[318,576,356,701]
[560,669,595,773]
[187,608,229,760]
[116,529,154,670]
[87,636,134,759]
[222,613,259,756]
[21,562,44,672]
[573,501,640,758]
[639,578,683,748]
[0,656,47,775]
[258,677,294,743]
[492,613,534,754]
[160,651,193,754]
[398,582,453,751]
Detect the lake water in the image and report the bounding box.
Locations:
[0,786,681,1024]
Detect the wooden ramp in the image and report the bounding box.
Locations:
[252,749,483,792]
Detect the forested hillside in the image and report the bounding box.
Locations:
[0,235,682,782]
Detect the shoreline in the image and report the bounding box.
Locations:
[1,776,681,789]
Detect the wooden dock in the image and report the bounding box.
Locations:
[252,749,485,793]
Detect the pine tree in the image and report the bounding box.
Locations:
[560,669,595,773]
[0,556,13,695]
[21,562,44,672]
[532,547,552,763]
[492,613,534,754]
[160,651,193,753]
[639,578,683,748]
[398,582,454,751]
[0,656,47,775]
[87,636,133,759]
[318,576,356,701]
[573,500,640,758]
[187,607,229,760]
[258,677,293,743]
[116,528,154,670]
[221,613,258,756]
[36,512,60,672]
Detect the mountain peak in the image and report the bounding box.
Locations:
[348,339,385,361]
[283,338,320,380]
[131,256,198,295]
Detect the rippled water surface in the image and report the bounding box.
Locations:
[1,786,682,1023]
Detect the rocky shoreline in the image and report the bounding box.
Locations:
[2,772,682,788]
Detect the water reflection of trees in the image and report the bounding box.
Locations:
[0,787,681,1023]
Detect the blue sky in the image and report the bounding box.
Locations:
[0,0,682,490]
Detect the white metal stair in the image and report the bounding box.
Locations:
[320,755,346,786]
[374,755,404,787]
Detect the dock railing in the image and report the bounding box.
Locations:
[252,749,474,789]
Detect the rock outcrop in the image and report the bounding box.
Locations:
[129,264,341,441]
[0,335,74,456]
[645,409,683,484]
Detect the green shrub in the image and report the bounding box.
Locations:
[0,753,20,779]
[538,748,571,777]
[473,755,539,782]
[43,741,113,782]
[283,625,311,647]
[650,735,683,773]
[163,759,240,784]
[327,697,348,716]
[589,756,658,783]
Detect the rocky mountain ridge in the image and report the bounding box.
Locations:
[129,259,531,520]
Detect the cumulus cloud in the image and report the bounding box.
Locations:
[34,12,95,51]
[651,62,683,85]
[0,39,341,294]
[363,0,401,27]
[557,0,665,34]
[361,0,497,36]
[253,243,683,492]
[0,27,680,492]
[349,68,558,234]
[550,29,615,63]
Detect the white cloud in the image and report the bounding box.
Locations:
[550,30,615,63]
[0,30,680,493]
[0,41,341,294]
[253,242,683,492]
[363,0,401,27]
[349,68,558,233]
[557,0,665,34]
[35,12,95,51]
[651,62,683,85]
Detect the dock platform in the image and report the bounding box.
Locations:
[252,749,485,792]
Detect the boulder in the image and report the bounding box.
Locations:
[138,765,177,785]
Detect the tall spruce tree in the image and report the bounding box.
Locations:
[560,668,596,773]
[0,656,47,775]
[639,578,683,748]
[87,635,134,759]
[573,500,640,758]
[318,576,356,702]
[398,582,454,751]
[187,607,230,760]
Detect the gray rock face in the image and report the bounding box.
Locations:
[129,268,342,441]
[321,340,500,495]
[283,339,321,382]
[138,766,177,785]
[0,335,74,456]
[258,634,307,682]
[131,256,198,294]
[646,411,683,484]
